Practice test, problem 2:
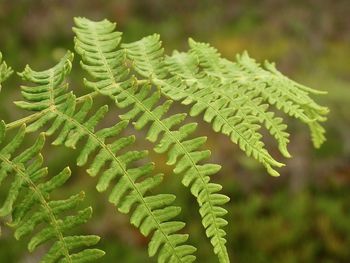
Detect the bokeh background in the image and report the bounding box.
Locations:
[0,1,350,262]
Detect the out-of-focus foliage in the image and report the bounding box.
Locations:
[230,190,350,263]
[0,1,349,262]
[0,52,13,90]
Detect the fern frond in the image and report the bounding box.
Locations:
[165,51,291,158]
[74,17,231,263]
[118,32,284,176]
[0,16,330,263]
[119,33,328,174]
[0,121,104,262]
[0,52,13,90]
[16,51,197,263]
[187,39,329,148]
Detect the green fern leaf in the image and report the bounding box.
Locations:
[0,121,104,262]
[16,51,197,263]
[119,33,328,175]
[165,51,291,158]
[3,16,329,263]
[73,17,231,263]
[16,51,73,111]
[0,52,13,91]
[117,32,284,176]
[187,39,328,148]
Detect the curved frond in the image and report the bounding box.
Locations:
[16,50,197,263]
[118,32,328,175]
[165,51,291,158]
[119,31,284,176]
[7,16,329,263]
[187,39,329,148]
[0,52,13,91]
[74,17,231,263]
[0,121,104,263]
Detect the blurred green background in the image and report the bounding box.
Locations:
[0,1,350,262]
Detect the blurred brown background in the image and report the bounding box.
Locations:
[0,1,349,262]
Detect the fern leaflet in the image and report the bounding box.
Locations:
[15,51,197,263]
[118,34,283,176]
[73,17,230,263]
[118,34,328,175]
[187,39,328,148]
[0,122,104,262]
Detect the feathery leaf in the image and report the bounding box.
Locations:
[187,39,328,148]
[4,16,329,263]
[17,48,197,263]
[120,34,328,175]
[74,17,230,263]
[0,121,104,262]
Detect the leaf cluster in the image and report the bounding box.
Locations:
[0,17,328,263]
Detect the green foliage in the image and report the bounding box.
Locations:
[73,18,229,263]
[0,122,104,262]
[0,17,328,263]
[229,190,350,263]
[15,51,197,263]
[119,34,328,176]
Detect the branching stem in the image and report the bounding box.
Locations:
[5,79,151,131]
[5,91,100,130]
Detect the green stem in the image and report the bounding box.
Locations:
[5,91,100,130]
[4,79,149,131]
